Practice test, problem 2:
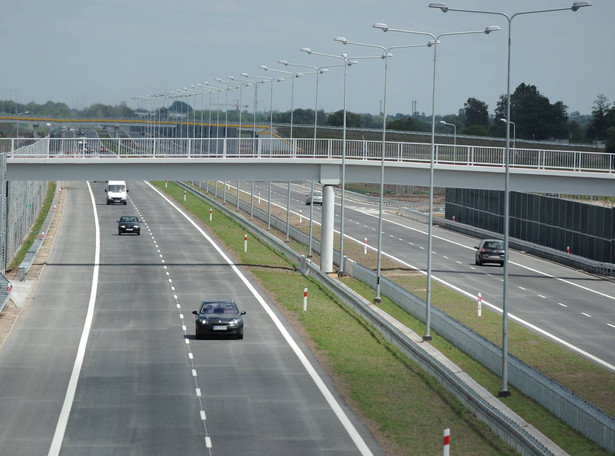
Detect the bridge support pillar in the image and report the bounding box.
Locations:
[32,124,39,137]
[320,184,335,273]
[114,125,120,138]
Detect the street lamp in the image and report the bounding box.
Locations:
[499,118,516,150]
[374,22,500,341]
[429,0,591,397]
[440,120,457,151]
[301,47,360,275]
[279,59,339,257]
[259,65,303,140]
[261,65,306,243]
[215,77,241,139]
[335,36,430,301]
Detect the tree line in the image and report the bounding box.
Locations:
[1,83,614,152]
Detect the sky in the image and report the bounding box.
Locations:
[2,0,613,119]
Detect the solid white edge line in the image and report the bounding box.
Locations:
[48,182,101,456]
[147,182,374,456]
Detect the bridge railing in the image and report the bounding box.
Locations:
[4,137,613,173]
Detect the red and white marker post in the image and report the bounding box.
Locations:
[303,288,308,312]
[244,234,248,252]
[443,428,450,456]
[477,292,482,317]
[299,210,303,224]
[364,237,368,255]
[209,208,213,221]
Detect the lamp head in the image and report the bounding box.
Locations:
[485,26,501,34]
[429,2,448,12]
[440,120,447,125]
[320,68,329,74]
[372,23,388,32]
[241,73,248,77]
[227,75,235,80]
[499,118,507,123]
[348,59,358,66]
[279,60,288,66]
[216,77,223,82]
[301,47,312,54]
[427,40,439,47]
[260,65,269,70]
[334,36,348,45]
[572,1,591,11]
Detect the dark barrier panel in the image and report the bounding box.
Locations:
[445,189,613,264]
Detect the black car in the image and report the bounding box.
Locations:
[475,239,505,266]
[117,215,141,235]
[192,299,246,339]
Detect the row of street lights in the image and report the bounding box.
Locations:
[134,1,590,398]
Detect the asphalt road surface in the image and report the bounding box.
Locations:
[0,181,385,456]
[250,181,615,371]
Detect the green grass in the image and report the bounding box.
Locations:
[154,180,611,455]
[7,182,57,272]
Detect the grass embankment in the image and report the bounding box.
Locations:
[156,180,613,455]
[6,182,57,272]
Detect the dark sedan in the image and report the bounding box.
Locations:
[117,215,141,235]
[192,299,246,339]
[475,239,505,266]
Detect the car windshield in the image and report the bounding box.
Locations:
[201,302,238,315]
[120,216,138,223]
[109,185,124,192]
[485,241,504,249]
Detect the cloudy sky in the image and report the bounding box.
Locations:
[2,0,613,119]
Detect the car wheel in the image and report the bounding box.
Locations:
[499,262,504,267]
[238,333,243,340]
[123,201,127,205]
[118,231,122,236]
[107,201,110,205]
[476,257,482,266]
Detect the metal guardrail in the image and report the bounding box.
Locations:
[183,181,615,455]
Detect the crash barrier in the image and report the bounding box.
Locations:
[184,181,615,454]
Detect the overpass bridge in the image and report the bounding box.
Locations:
[4,135,613,272]
[4,136,614,196]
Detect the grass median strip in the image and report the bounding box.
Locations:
[156,181,611,456]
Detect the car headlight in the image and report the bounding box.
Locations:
[228,318,239,326]
[120,224,126,229]
[199,318,209,324]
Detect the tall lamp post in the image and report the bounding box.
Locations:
[278,59,336,257]
[301,47,359,276]
[429,0,591,397]
[374,22,500,341]
[335,37,430,301]
[259,65,303,141]
[261,65,305,243]
[499,118,516,150]
[440,120,457,151]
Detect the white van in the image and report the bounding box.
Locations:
[106,180,128,205]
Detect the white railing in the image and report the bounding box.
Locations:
[4,137,614,173]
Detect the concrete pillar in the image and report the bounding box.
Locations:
[320,184,335,273]
[32,124,39,137]
[114,125,120,138]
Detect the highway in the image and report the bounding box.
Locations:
[250,181,615,371]
[0,181,384,456]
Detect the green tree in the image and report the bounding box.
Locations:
[495,83,568,140]
[462,97,489,130]
[585,94,610,142]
